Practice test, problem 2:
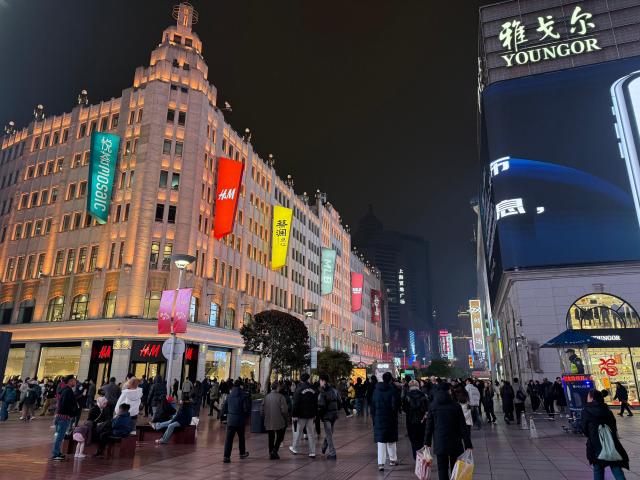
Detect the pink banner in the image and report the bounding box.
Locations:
[351,272,364,312]
[157,290,176,334]
[173,288,192,334]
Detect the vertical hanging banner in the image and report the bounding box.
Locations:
[271,206,293,269]
[350,272,364,312]
[213,157,244,239]
[320,248,337,296]
[173,288,192,334]
[157,289,176,334]
[468,299,485,352]
[371,290,382,323]
[87,132,120,224]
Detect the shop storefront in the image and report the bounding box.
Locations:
[240,352,260,381]
[204,348,231,380]
[182,343,199,382]
[130,340,167,380]
[88,340,113,386]
[37,342,81,380]
[4,344,25,381]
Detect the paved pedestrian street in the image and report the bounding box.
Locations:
[1,411,640,480]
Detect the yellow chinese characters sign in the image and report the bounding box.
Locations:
[271,206,293,270]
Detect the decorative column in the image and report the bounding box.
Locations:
[111,339,132,383]
[230,347,243,379]
[196,343,207,379]
[76,340,93,381]
[22,342,40,379]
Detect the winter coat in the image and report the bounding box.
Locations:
[581,402,629,469]
[261,391,288,430]
[151,399,176,423]
[23,384,38,406]
[614,385,629,402]
[402,389,428,425]
[1,385,17,404]
[115,387,143,417]
[541,381,554,401]
[181,379,193,394]
[553,382,567,406]
[465,384,481,407]
[292,381,318,419]
[371,382,399,443]
[148,378,167,408]
[514,383,526,405]
[318,385,340,422]
[101,381,121,406]
[425,391,473,456]
[56,385,79,418]
[209,382,220,400]
[222,387,251,428]
[111,411,133,437]
[500,385,515,413]
[366,379,377,403]
[173,402,194,427]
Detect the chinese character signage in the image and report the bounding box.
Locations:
[439,330,452,360]
[321,248,337,296]
[398,268,406,305]
[213,157,244,239]
[350,272,363,312]
[157,290,176,334]
[497,5,600,68]
[87,132,120,224]
[469,299,485,353]
[271,206,293,270]
[371,289,382,323]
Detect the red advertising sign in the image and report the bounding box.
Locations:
[140,343,161,359]
[98,345,112,360]
[157,289,176,334]
[371,289,382,323]
[213,157,244,239]
[185,347,194,361]
[173,288,192,334]
[351,272,364,312]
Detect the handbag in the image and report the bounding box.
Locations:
[415,446,432,480]
[450,450,474,480]
[597,424,623,462]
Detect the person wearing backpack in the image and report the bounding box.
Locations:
[582,389,629,480]
[21,381,39,421]
[318,374,340,460]
[513,378,527,423]
[0,380,17,421]
[402,380,428,459]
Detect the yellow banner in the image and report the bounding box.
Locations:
[271,205,293,269]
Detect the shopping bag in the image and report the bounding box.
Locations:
[597,424,623,462]
[450,450,474,480]
[415,446,433,479]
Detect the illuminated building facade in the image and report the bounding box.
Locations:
[0,3,383,384]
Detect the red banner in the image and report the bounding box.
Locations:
[173,288,192,334]
[371,289,382,323]
[351,272,364,312]
[213,157,244,239]
[157,289,176,334]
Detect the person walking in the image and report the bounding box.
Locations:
[100,377,120,409]
[318,373,340,460]
[425,382,473,480]
[221,380,251,463]
[262,381,289,460]
[553,377,567,414]
[0,380,17,421]
[402,379,428,459]
[582,389,629,480]
[289,373,318,458]
[500,380,515,424]
[51,375,79,461]
[482,380,497,423]
[372,372,400,471]
[86,379,97,409]
[181,377,193,397]
[527,380,540,412]
[465,378,482,429]
[354,377,366,417]
[541,378,555,419]
[338,378,352,417]
[148,375,167,417]
[513,378,527,423]
[613,382,633,417]
[209,378,220,416]
[21,381,38,421]
[40,380,55,416]
[140,376,150,417]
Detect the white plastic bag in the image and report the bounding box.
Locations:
[415,446,432,479]
[450,450,474,480]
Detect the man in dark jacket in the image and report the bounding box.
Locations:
[151,396,193,444]
[148,375,167,416]
[289,373,318,458]
[372,372,400,471]
[425,383,473,480]
[51,375,79,460]
[402,380,429,459]
[221,380,251,463]
[101,377,120,408]
[541,378,555,419]
[95,403,133,456]
[614,382,633,417]
[140,375,150,417]
[318,373,340,460]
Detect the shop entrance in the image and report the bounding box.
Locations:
[131,361,166,380]
[88,341,113,385]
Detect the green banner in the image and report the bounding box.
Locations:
[321,248,337,296]
[87,132,120,224]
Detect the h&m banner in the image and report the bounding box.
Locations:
[271,206,293,269]
[350,272,364,312]
[213,158,244,239]
[321,248,337,296]
[87,132,120,224]
[371,289,382,323]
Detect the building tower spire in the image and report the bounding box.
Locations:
[172,2,198,33]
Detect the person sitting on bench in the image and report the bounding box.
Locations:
[150,395,193,444]
[94,403,133,456]
[151,395,176,423]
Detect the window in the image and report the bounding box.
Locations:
[115,204,121,222]
[51,188,58,203]
[178,111,186,126]
[23,222,32,238]
[128,111,135,125]
[167,205,176,224]
[118,241,125,268]
[79,181,87,197]
[61,214,70,232]
[89,120,97,134]
[155,204,165,222]
[46,296,64,322]
[103,291,117,318]
[44,218,52,235]
[29,191,39,207]
[149,241,160,269]
[175,142,183,156]
[36,163,44,177]
[53,251,64,276]
[77,247,87,273]
[108,243,116,269]
[185,37,193,48]
[78,123,86,138]
[89,246,98,271]
[136,109,143,123]
[36,254,45,277]
[163,139,172,155]
[125,140,131,155]
[26,166,34,179]
[190,296,198,322]
[100,117,108,131]
[173,34,182,43]
[73,212,82,230]
[118,171,126,189]
[70,294,89,321]
[34,220,42,236]
[13,224,22,240]
[167,109,175,122]
[41,189,49,205]
[171,173,180,190]
[73,154,81,168]
[110,113,119,129]
[55,157,64,172]
[159,170,168,188]
[66,183,76,200]
[3,258,13,282]
[209,303,220,327]
[62,129,69,143]
[124,203,130,221]
[243,312,252,326]
[17,300,35,324]
[19,194,27,209]
[143,291,162,318]
[65,249,75,274]
[162,243,173,270]
[225,308,235,329]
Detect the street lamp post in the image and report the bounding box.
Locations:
[166,253,195,393]
[402,348,407,369]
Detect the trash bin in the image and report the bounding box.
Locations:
[250,398,266,433]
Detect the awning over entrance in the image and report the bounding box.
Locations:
[542,328,640,348]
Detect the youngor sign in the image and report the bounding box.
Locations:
[350,272,364,312]
[371,290,382,323]
[87,132,120,224]
[271,206,293,270]
[213,158,244,239]
[321,248,337,296]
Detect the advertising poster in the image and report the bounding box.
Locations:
[321,248,337,295]
[157,289,176,334]
[271,206,293,269]
[371,290,382,323]
[351,368,367,384]
[213,158,244,239]
[469,299,485,352]
[87,132,120,224]
[173,288,192,334]
[350,272,364,312]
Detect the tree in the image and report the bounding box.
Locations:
[240,310,310,388]
[425,359,454,378]
[317,349,353,384]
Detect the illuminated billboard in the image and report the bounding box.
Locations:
[469,299,485,353]
[481,56,640,289]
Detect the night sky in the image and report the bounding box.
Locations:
[0,0,493,329]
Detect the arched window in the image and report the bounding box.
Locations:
[243,311,252,326]
[225,308,235,330]
[567,293,640,329]
[144,291,162,319]
[209,302,220,327]
[0,302,14,325]
[17,300,35,324]
[70,294,89,321]
[46,296,64,322]
[190,296,199,322]
[103,291,117,318]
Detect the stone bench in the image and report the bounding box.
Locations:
[136,424,196,444]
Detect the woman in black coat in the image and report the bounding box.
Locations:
[500,381,515,424]
[371,372,400,471]
[581,389,628,480]
[425,383,473,480]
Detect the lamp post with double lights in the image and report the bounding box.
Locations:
[402,348,407,370]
